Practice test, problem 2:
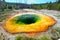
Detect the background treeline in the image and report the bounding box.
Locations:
[31,0,60,10]
[31,2,60,10]
[0,0,60,11]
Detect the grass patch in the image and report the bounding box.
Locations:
[0,9,13,22]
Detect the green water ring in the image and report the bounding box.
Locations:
[12,14,40,25]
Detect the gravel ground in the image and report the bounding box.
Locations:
[0,9,60,40]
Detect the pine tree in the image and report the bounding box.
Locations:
[57,0,60,3]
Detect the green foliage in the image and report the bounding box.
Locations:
[38,35,52,40]
[47,2,52,10]
[31,5,41,9]
[56,4,60,10]
[31,2,60,10]
[15,35,37,40]
[15,35,53,40]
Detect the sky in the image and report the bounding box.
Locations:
[5,0,56,4]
